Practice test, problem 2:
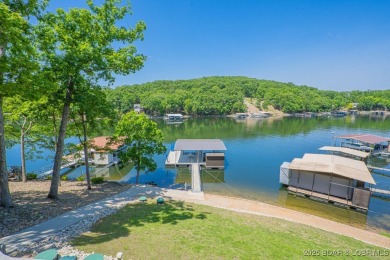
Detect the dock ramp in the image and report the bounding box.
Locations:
[191,163,202,193]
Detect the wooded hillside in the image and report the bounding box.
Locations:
[105,76,390,115]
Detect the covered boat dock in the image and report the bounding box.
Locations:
[166,139,227,193]
[335,134,390,155]
[280,154,376,210]
[165,139,227,169]
[318,146,370,162]
[164,113,183,121]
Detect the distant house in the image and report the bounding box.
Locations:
[134,104,142,113]
[89,136,126,165]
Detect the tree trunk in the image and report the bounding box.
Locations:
[0,95,13,208]
[48,87,73,199]
[20,120,32,183]
[135,158,140,184]
[52,110,58,149]
[136,168,140,185]
[81,114,91,190]
[20,132,27,182]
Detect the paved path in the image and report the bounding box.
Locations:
[162,190,390,249]
[1,186,390,258]
[0,186,163,256]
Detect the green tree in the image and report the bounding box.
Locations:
[69,85,115,190]
[35,0,146,199]
[115,111,166,184]
[4,96,47,182]
[0,0,47,208]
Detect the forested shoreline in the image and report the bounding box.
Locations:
[105,76,390,115]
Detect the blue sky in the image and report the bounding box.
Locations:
[48,0,390,91]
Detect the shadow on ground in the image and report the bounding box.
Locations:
[71,199,210,246]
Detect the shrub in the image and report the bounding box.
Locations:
[61,175,68,181]
[27,173,38,180]
[91,176,104,184]
[77,175,85,182]
[46,175,52,180]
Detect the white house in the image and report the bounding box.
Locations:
[90,136,126,165]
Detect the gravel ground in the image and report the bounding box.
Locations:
[0,180,131,238]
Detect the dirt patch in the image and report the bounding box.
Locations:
[265,104,285,117]
[244,98,285,117]
[0,180,131,238]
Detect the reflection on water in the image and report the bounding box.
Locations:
[93,162,134,180]
[65,166,95,179]
[174,167,225,185]
[63,163,133,181]
[153,116,390,233]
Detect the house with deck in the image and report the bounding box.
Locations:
[280,153,376,210]
[89,136,126,165]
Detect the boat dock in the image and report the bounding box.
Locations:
[165,151,205,167]
[166,139,227,193]
[287,186,368,211]
[370,188,390,196]
[38,161,79,178]
[367,165,390,176]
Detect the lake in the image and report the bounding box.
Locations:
[6,115,390,232]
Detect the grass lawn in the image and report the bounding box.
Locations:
[72,200,388,259]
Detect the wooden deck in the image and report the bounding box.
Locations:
[287,186,368,210]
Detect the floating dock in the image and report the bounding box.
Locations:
[287,186,368,211]
[165,151,205,167]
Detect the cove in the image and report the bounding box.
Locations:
[6,115,390,232]
[133,115,390,232]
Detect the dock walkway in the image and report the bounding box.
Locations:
[191,163,202,192]
[37,161,79,178]
[370,188,390,196]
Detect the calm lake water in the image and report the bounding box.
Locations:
[7,115,390,232]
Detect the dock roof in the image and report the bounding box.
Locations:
[319,146,370,159]
[89,136,124,151]
[336,134,390,144]
[174,139,226,151]
[288,153,375,184]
